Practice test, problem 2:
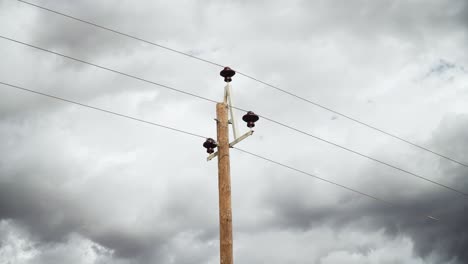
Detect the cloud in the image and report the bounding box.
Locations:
[260,113,468,263]
[0,220,134,264]
[1,0,468,263]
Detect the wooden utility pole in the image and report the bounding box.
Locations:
[203,67,259,264]
[216,102,233,264]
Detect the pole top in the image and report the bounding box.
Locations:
[220,67,236,82]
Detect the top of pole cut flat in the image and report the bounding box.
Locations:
[220,67,236,82]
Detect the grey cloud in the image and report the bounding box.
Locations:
[2,0,468,263]
[261,113,468,263]
[0,110,224,263]
[25,0,210,61]
[27,0,145,60]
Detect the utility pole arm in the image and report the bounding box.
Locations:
[207,130,254,161]
[226,83,239,140]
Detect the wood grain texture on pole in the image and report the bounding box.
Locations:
[216,102,233,264]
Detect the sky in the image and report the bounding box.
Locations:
[0,0,468,263]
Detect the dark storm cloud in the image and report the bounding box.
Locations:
[0,116,219,262]
[26,0,139,60]
[24,0,204,61]
[0,181,80,242]
[261,113,468,263]
[2,0,468,263]
[0,169,205,262]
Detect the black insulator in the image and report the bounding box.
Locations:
[242,111,259,128]
[203,138,218,154]
[220,67,236,82]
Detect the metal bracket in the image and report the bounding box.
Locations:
[207,130,254,161]
[224,83,239,140]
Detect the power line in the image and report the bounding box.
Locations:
[16,0,224,69]
[0,81,207,139]
[249,112,468,197]
[236,71,468,170]
[15,0,468,169]
[0,80,440,221]
[0,36,218,106]
[234,147,438,221]
[1,35,466,198]
[235,147,390,204]
[0,80,388,204]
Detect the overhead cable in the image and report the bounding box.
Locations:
[1,35,466,197]
[16,0,468,169]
